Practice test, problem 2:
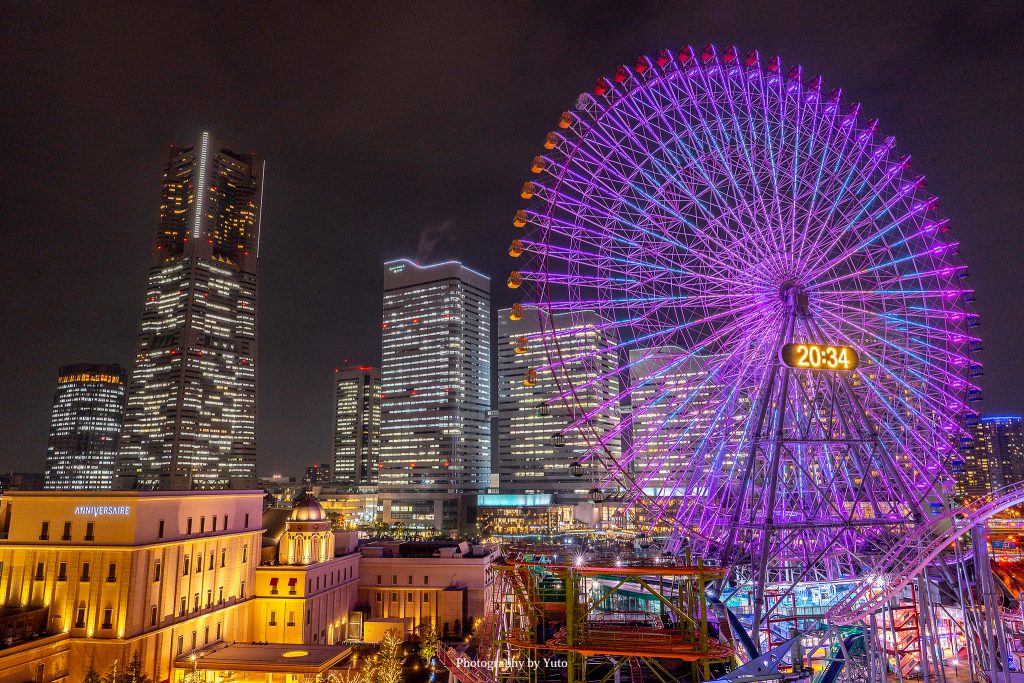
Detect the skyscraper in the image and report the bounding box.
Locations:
[627,349,742,496]
[44,364,126,490]
[332,366,381,487]
[379,260,491,497]
[974,416,1024,492]
[117,133,264,490]
[497,308,620,501]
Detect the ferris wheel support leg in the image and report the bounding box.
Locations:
[972,524,1011,683]
[752,363,792,649]
[805,315,926,523]
[718,311,793,604]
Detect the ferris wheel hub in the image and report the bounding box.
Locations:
[779,281,810,317]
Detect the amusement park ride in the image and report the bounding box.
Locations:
[442,44,1024,683]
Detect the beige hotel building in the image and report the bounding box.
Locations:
[0,490,263,682]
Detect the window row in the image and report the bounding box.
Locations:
[377,574,430,586]
[36,561,117,582]
[376,592,430,603]
[38,521,95,542]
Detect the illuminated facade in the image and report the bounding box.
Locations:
[44,364,126,491]
[627,348,739,495]
[332,366,381,487]
[0,490,262,682]
[975,416,1024,492]
[497,309,619,501]
[254,494,360,646]
[117,133,263,491]
[470,494,573,538]
[379,260,491,495]
[357,541,498,636]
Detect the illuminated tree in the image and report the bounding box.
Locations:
[417,622,439,663]
[364,629,404,683]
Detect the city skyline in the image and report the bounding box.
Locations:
[2,3,1023,478]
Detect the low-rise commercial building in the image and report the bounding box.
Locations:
[356,541,498,637]
[0,490,263,682]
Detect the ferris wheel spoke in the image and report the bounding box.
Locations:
[807,195,938,282]
[671,72,780,267]
[591,95,768,268]
[650,73,776,266]
[814,315,961,475]
[806,160,922,276]
[793,96,853,269]
[808,236,957,292]
[818,298,974,396]
[811,309,970,421]
[798,133,895,266]
[520,238,741,291]
[711,67,793,272]
[660,334,788,528]
[526,295,692,312]
[535,299,765,377]
[557,307,766,440]
[627,321,774,503]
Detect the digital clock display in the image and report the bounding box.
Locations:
[780,343,859,371]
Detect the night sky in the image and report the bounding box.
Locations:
[2,2,1022,478]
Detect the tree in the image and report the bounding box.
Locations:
[126,654,151,683]
[322,670,364,683]
[325,510,346,531]
[104,654,152,683]
[453,618,462,637]
[366,516,390,541]
[83,669,103,683]
[417,622,439,663]
[364,629,404,683]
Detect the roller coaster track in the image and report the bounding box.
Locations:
[826,481,1024,626]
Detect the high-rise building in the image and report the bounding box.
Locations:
[627,349,742,496]
[974,416,1024,492]
[303,463,332,486]
[117,133,264,490]
[44,364,126,490]
[956,421,993,500]
[497,309,620,501]
[332,366,381,487]
[379,260,491,500]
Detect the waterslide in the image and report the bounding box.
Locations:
[707,594,759,660]
[816,632,864,683]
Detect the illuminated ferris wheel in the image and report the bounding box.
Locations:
[506,43,983,628]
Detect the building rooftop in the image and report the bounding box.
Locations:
[178,643,351,674]
[360,540,498,559]
[0,489,265,499]
[289,491,327,521]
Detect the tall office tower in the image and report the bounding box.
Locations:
[497,309,620,501]
[379,260,491,496]
[303,463,332,486]
[956,424,993,500]
[627,349,743,495]
[333,366,381,487]
[44,364,127,490]
[118,133,264,491]
[973,416,1024,491]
